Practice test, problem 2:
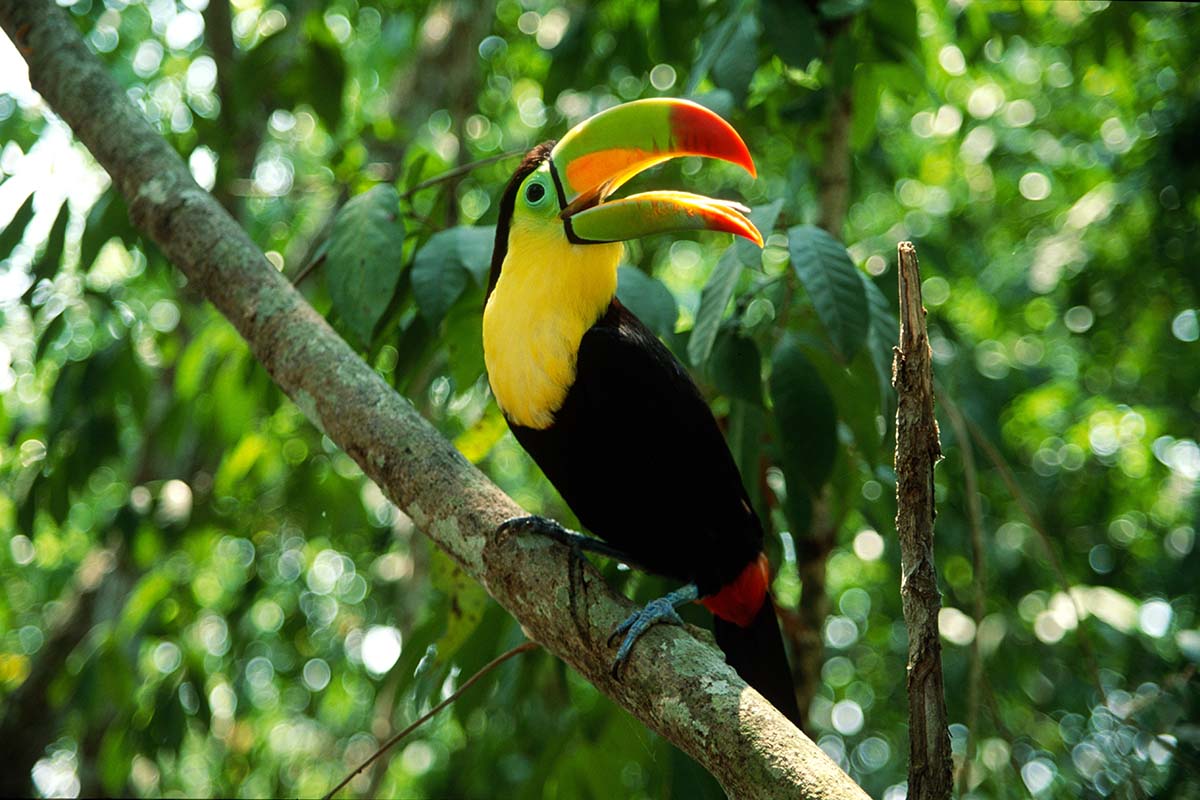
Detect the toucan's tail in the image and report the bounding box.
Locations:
[712,600,803,727]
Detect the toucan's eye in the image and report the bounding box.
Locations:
[525,181,547,205]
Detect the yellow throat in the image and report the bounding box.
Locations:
[482,220,622,430]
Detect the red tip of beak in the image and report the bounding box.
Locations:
[669,102,757,178]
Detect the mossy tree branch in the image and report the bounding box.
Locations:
[0,2,870,797]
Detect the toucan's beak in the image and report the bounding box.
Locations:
[549,98,763,247]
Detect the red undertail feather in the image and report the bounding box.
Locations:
[701,553,769,627]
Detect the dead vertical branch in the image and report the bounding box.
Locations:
[891,241,954,800]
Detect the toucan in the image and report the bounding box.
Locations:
[482,97,801,726]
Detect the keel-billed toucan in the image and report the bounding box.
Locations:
[483,98,801,726]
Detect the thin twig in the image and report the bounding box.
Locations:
[959,413,1106,696]
[291,252,326,287]
[939,395,987,796]
[324,640,538,799]
[401,148,525,200]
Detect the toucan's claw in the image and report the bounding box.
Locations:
[609,584,700,679]
[498,515,642,566]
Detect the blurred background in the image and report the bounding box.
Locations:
[0,0,1197,797]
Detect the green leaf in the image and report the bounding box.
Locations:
[443,299,485,391]
[820,0,867,19]
[79,188,135,273]
[770,335,838,508]
[430,548,490,664]
[616,266,678,337]
[850,66,881,152]
[736,199,784,268]
[214,432,268,496]
[24,201,69,302]
[687,8,741,95]
[866,0,918,64]
[710,14,760,105]
[727,399,766,519]
[302,12,346,132]
[688,246,741,366]
[708,330,763,405]
[862,272,899,419]
[411,226,495,325]
[325,185,405,346]
[798,334,883,468]
[761,0,821,69]
[0,192,35,260]
[787,224,869,362]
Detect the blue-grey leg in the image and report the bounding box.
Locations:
[609,583,700,678]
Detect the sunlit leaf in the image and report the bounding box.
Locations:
[215,433,268,496]
[430,548,489,664]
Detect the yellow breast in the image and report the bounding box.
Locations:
[482,221,622,430]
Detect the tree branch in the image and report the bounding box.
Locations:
[0,3,868,797]
[891,241,954,799]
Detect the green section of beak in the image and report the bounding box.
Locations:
[569,191,764,247]
[550,98,756,201]
[550,97,762,248]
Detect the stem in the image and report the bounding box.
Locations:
[325,641,538,799]
[940,394,987,796]
[401,148,525,200]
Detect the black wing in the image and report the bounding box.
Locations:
[510,301,762,594]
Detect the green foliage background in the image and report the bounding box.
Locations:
[1,0,1197,797]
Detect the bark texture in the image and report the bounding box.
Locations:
[891,242,954,799]
[0,2,870,797]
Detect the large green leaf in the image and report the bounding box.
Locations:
[727,399,766,519]
[710,14,760,106]
[616,265,678,337]
[769,335,838,511]
[761,0,820,69]
[686,7,741,94]
[411,225,495,325]
[708,329,763,405]
[862,272,899,416]
[787,224,869,362]
[688,246,741,366]
[0,192,35,260]
[325,185,405,346]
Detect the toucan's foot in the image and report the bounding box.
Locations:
[608,584,700,678]
[497,515,640,566]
